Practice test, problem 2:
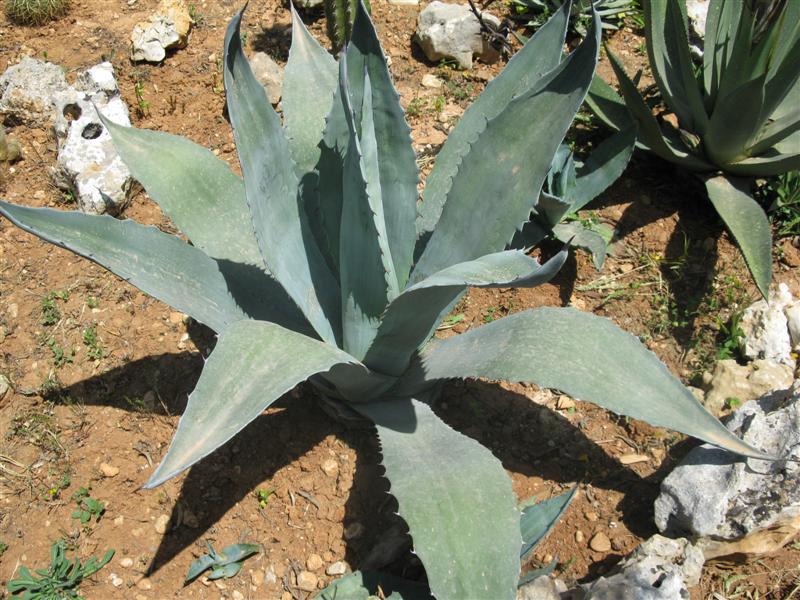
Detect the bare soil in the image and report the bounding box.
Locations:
[1,1,799,599]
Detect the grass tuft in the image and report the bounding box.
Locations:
[5,0,70,25]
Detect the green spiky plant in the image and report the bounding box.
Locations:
[587,0,800,298]
[0,3,768,598]
[324,0,370,52]
[4,0,69,25]
[514,127,636,269]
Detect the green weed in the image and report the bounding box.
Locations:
[82,325,104,360]
[6,539,113,600]
[70,487,105,525]
[41,290,69,326]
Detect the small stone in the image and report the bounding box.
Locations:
[557,395,575,410]
[297,570,318,592]
[344,522,365,540]
[0,374,11,400]
[421,73,443,89]
[131,0,193,63]
[249,52,284,105]
[575,530,584,543]
[169,311,183,324]
[99,462,120,477]
[120,557,134,568]
[7,303,18,319]
[618,454,649,465]
[232,591,244,600]
[585,511,598,522]
[251,569,265,587]
[214,579,227,590]
[326,561,347,576]
[154,513,170,534]
[114,515,125,526]
[307,553,324,571]
[136,578,152,590]
[111,574,124,587]
[590,532,611,552]
[321,459,339,477]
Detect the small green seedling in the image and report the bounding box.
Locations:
[70,487,105,525]
[6,539,113,600]
[81,326,104,360]
[41,290,69,326]
[254,488,273,509]
[185,542,260,583]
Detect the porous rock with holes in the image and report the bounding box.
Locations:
[0,57,69,125]
[52,62,134,214]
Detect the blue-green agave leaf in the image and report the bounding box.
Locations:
[318,571,433,600]
[416,0,571,246]
[224,8,341,345]
[411,10,600,282]
[519,487,577,560]
[365,249,567,376]
[703,175,772,299]
[553,222,610,270]
[345,0,418,290]
[703,0,743,104]
[571,126,636,211]
[357,398,521,600]
[403,307,772,460]
[644,0,709,135]
[145,320,362,488]
[283,4,338,174]
[338,58,392,360]
[102,117,260,266]
[0,201,245,333]
[584,74,635,134]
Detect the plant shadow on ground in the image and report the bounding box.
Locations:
[578,152,726,345]
[47,346,703,586]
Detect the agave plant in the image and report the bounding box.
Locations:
[587,0,800,298]
[0,2,767,598]
[323,0,370,52]
[513,127,636,269]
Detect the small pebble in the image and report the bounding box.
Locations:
[154,514,170,534]
[136,578,152,590]
[306,554,323,571]
[120,557,134,568]
[584,511,598,522]
[589,532,611,552]
[574,530,584,543]
[421,73,442,88]
[321,459,339,477]
[326,561,347,576]
[251,570,265,587]
[297,571,318,592]
[110,574,123,587]
[99,462,120,477]
[232,590,244,600]
[214,579,227,590]
[114,515,125,526]
[618,453,649,465]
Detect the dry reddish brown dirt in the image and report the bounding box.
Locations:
[1,1,799,599]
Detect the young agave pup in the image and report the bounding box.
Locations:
[0,2,770,598]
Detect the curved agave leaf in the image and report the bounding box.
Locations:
[553,222,611,270]
[520,487,577,561]
[725,133,800,176]
[703,0,743,104]
[411,11,600,283]
[584,74,634,134]
[705,74,767,167]
[703,175,772,299]
[365,249,568,376]
[318,571,433,600]
[402,307,772,460]
[102,118,260,266]
[645,0,708,135]
[345,0,418,290]
[357,398,520,600]
[283,4,338,174]
[604,48,712,171]
[224,8,341,345]
[416,0,571,247]
[0,201,246,333]
[571,126,636,211]
[338,59,393,359]
[145,319,362,488]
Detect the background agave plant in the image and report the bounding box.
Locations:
[513,127,636,269]
[0,2,768,597]
[587,0,800,298]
